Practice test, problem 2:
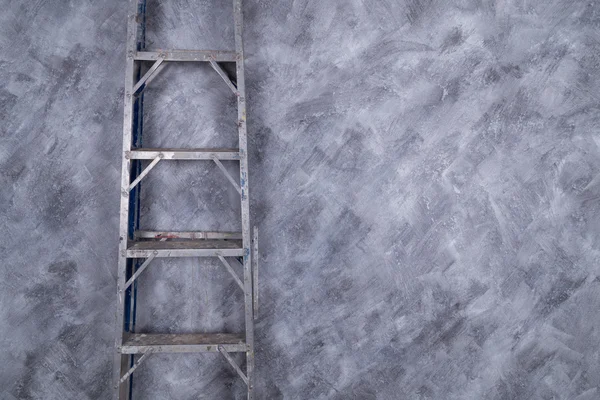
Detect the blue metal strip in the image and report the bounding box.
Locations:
[127,1,147,398]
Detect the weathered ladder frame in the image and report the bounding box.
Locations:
[113,0,256,398]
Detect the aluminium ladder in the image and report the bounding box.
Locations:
[113,1,258,398]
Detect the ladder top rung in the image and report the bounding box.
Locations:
[135,230,243,240]
[121,333,247,354]
[127,148,241,160]
[126,239,244,258]
[135,50,238,62]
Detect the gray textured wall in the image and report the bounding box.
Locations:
[2,0,600,399]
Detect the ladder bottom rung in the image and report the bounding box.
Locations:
[127,148,240,160]
[135,50,238,62]
[121,333,247,354]
[126,239,244,258]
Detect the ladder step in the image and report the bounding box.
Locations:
[135,50,238,62]
[135,231,243,240]
[126,239,244,258]
[121,333,247,354]
[127,148,240,160]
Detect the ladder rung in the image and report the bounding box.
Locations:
[126,239,244,258]
[127,148,240,160]
[135,231,243,240]
[121,333,247,354]
[135,50,238,62]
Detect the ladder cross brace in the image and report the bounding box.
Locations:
[218,255,244,291]
[128,155,162,192]
[210,60,239,95]
[213,157,242,194]
[219,346,249,385]
[133,57,165,95]
[124,253,157,290]
[117,350,153,387]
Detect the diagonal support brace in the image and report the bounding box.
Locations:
[124,253,157,290]
[144,63,167,88]
[209,60,238,95]
[129,155,162,191]
[213,157,242,194]
[218,346,248,385]
[218,255,244,291]
[117,350,152,387]
[133,58,165,95]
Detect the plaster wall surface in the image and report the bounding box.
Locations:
[1,1,600,399]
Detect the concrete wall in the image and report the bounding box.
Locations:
[1,0,600,398]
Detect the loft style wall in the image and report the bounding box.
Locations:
[1,1,599,399]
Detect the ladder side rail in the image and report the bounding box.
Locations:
[233,1,255,398]
[129,0,148,337]
[114,1,145,399]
